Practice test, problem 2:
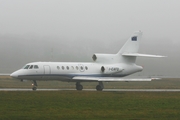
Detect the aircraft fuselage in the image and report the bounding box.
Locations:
[11,62,143,81]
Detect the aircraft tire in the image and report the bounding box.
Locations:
[32,87,37,91]
[76,85,83,91]
[96,85,103,91]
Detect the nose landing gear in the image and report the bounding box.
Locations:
[32,80,37,91]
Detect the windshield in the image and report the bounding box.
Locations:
[22,65,39,69]
[29,65,33,69]
[23,65,30,69]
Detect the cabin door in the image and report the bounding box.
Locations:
[44,65,51,74]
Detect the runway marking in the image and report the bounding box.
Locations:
[0,88,180,92]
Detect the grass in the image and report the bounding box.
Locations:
[1,76,180,119]
[0,91,180,120]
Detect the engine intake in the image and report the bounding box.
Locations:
[92,53,117,63]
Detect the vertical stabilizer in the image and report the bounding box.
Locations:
[117,31,142,63]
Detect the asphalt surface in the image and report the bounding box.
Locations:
[0,88,180,92]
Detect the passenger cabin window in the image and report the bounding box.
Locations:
[85,66,88,70]
[29,65,33,69]
[24,65,30,69]
[80,66,83,70]
[76,66,78,70]
[57,66,60,70]
[34,65,39,69]
[66,66,69,70]
[62,66,65,70]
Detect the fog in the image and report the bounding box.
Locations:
[0,0,180,76]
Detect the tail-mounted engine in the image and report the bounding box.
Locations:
[92,54,118,63]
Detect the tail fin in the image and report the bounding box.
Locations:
[117,31,142,63]
[118,31,142,55]
[92,31,165,64]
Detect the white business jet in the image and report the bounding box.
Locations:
[10,31,165,91]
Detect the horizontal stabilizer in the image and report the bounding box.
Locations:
[122,53,166,58]
[73,76,153,82]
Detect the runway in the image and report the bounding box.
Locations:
[1,88,180,92]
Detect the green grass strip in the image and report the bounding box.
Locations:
[0,91,180,120]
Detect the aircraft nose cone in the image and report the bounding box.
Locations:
[10,72,18,78]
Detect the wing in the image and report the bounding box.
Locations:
[72,76,157,82]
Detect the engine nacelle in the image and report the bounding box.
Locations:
[101,65,123,74]
[92,54,118,63]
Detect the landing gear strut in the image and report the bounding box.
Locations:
[76,82,83,91]
[96,81,104,91]
[32,80,37,91]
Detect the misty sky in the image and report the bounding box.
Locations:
[0,0,180,76]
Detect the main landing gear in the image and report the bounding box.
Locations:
[32,80,37,91]
[96,81,104,91]
[75,81,104,91]
[76,82,83,91]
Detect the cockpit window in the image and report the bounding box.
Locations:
[24,65,30,69]
[23,65,39,69]
[34,65,39,69]
[29,65,33,69]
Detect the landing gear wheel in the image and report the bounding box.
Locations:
[76,82,83,91]
[96,85,103,91]
[32,80,38,91]
[32,87,37,91]
[76,85,83,91]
